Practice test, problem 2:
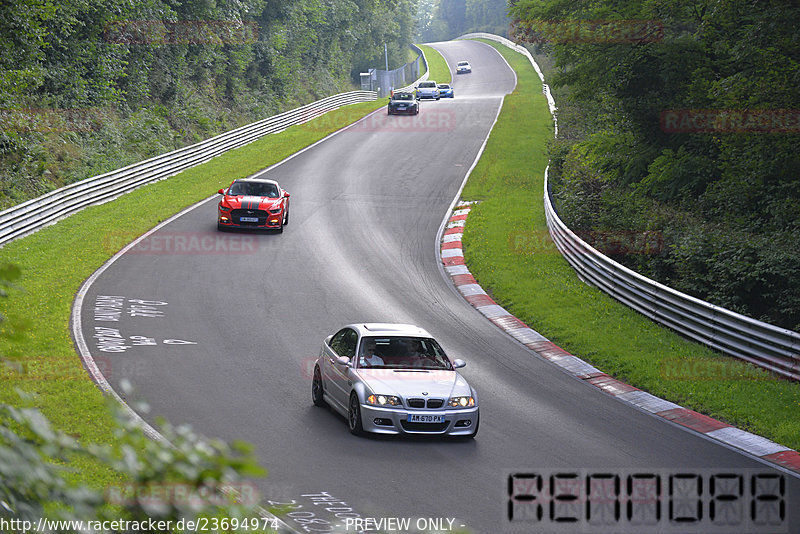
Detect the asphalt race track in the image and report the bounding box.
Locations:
[77,40,798,533]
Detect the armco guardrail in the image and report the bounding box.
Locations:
[460,32,800,380]
[544,170,800,381]
[0,90,377,247]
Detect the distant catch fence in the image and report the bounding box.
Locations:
[362,45,428,97]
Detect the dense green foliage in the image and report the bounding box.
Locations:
[417,0,509,41]
[1,397,268,528]
[461,38,800,452]
[0,0,416,209]
[510,0,800,331]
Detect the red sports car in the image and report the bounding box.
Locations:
[217,178,290,232]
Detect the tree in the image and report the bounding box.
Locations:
[510,0,800,330]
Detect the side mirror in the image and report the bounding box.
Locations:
[336,356,351,366]
[284,191,290,198]
[218,188,225,195]
[452,359,466,369]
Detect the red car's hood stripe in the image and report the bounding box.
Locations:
[224,195,281,209]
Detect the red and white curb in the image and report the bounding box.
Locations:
[441,201,800,476]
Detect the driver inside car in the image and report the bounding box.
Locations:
[359,340,384,367]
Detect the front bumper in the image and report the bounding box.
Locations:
[417,93,439,100]
[388,106,417,115]
[359,404,479,436]
[218,211,283,230]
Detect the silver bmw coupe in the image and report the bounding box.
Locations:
[312,323,479,437]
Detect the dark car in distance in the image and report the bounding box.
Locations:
[387,91,419,115]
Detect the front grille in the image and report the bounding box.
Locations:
[407,398,425,408]
[401,421,449,432]
[231,209,267,225]
[407,398,445,409]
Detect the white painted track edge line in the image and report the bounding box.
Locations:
[434,38,515,292]
[71,198,214,444]
[434,115,510,293]
[68,106,390,532]
[70,198,298,532]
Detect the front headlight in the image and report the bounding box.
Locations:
[218,205,231,212]
[367,394,402,407]
[448,396,475,408]
[268,208,282,214]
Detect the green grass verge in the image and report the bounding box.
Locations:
[417,44,451,84]
[461,39,800,451]
[0,99,385,487]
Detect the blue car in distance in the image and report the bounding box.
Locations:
[437,84,454,98]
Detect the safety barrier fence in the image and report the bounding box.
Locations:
[0,90,377,246]
[459,32,800,380]
[394,44,430,94]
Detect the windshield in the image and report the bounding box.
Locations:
[357,336,453,370]
[418,82,436,88]
[228,181,279,197]
[458,62,468,66]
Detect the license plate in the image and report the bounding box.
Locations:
[397,106,406,110]
[407,414,444,423]
[239,216,259,222]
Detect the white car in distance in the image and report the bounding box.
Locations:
[415,80,441,100]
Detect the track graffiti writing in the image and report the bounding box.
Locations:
[93,327,196,353]
[94,295,168,321]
